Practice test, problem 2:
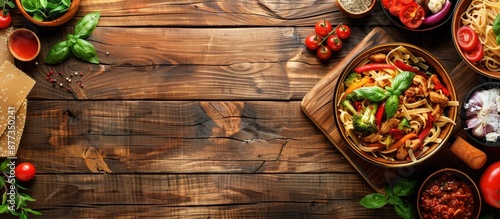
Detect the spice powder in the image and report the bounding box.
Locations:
[339,0,371,13]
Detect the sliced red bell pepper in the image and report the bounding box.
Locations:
[393,59,429,79]
[375,101,386,127]
[354,63,395,74]
[417,113,435,150]
[430,74,450,96]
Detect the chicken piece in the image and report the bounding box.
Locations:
[361,133,383,143]
[396,146,408,161]
[380,118,401,134]
[408,139,422,151]
[404,86,419,103]
[412,75,429,97]
[429,91,449,106]
[431,104,443,121]
[368,53,387,63]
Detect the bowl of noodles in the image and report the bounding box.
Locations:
[452,0,500,79]
[333,43,459,168]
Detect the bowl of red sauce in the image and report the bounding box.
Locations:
[417,168,481,219]
[7,28,41,62]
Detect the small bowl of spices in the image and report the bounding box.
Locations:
[336,0,375,18]
[7,28,41,62]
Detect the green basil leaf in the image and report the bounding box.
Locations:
[394,200,416,219]
[385,95,399,119]
[32,11,45,21]
[39,0,47,8]
[387,195,404,206]
[44,41,71,64]
[49,4,69,14]
[24,208,42,215]
[359,193,388,209]
[6,1,16,8]
[392,179,417,197]
[74,11,101,39]
[21,0,41,13]
[61,0,71,6]
[353,87,389,102]
[0,204,8,214]
[71,39,99,64]
[391,71,415,94]
[0,158,10,171]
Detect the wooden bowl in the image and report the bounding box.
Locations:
[15,0,80,27]
[461,82,500,147]
[381,0,457,32]
[417,168,481,219]
[451,0,500,79]
[336,0,375,18]
[333,43,458,168]
[7,28,41,62]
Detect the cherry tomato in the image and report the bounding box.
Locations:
[382,0,393,9]
[456,26,479,52]
[326,35,342,52]
[316,45,331,60]
[0,11,12,29]
[465,40,483,62]
[480,161,500,209]
[15,162,36,182]
[389,0,403,17]
[335,24,351,40]
[315,20,333,37]
[398,2,425,29]
[399,0,414,4]
[305,34,322,50]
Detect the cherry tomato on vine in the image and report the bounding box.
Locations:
[315,20,332,37]
[305,34,322,50]
[398,2,425,29]
[0,11,12,29]
[480,161,500,209]
[335,24,351,40]
[326,35,342,52]
[465,40,483,62]
[457,26,479,52]
[15,162,36,182]
[316,45,331,60]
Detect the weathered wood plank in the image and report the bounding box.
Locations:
[18,26,461,100]
[16,100,356,174]
[10,174,404,218]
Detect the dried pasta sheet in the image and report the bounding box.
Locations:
[0,27,14,64]
[0,99,27,157]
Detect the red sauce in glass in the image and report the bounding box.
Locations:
[11,31,39,60]
[420,173,475,219]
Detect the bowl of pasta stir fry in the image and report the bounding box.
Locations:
[333,43,459,168]
[452,0,500,79]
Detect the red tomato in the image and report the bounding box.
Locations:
[305,34,322,50]
[389,0,403,17]
[335,24,351,40]
[382,0,393,9]
[316,45,331,60]
[326,35,342,51]
[0,11,12,29]
[457,26,479,52]
[314,20,332,37]
[398,2,425,29]
[465,40,483,62]
[480,161,500,209]
[400,0,414,4]
[15,162,36,182]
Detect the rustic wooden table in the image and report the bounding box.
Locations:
[6,0,500,218]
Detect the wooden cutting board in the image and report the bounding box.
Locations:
[301,27,494,193]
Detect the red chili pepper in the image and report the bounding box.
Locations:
[389,128,404,140]
[393,59,429,79]
[354,101,363,112]
[375,101,386,127]
[417,113,435,150]
[430,74,450,96]
[354,63,395,73]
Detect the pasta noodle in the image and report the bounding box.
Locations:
[337,46,458,162]
[460,0,500,71]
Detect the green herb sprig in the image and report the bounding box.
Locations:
[45,11,100,64]
[0,159,41,219]
[359,178,417,219]
[353,71,415,119]
[21,0,70,21]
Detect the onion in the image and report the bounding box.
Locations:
[422,0,451,26]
